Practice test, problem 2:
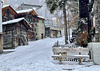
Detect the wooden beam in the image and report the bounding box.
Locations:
[0,1,3,53]
[0,34,3,53]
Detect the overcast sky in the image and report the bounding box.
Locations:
[4,0,45,9]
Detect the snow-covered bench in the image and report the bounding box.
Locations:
[52,47,89,64]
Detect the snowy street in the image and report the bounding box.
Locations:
[0,37,100,71]
[0,37,63,71]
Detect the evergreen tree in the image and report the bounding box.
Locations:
[46,0,78,44]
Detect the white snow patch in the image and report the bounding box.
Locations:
[38,16,45,19]
[16,9,33,14]
[2,5,10,8]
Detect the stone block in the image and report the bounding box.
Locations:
[88,43,100,65]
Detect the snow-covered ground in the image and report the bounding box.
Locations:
[0,37,100,71]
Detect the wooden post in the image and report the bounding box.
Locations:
[0,33,3,53]
[58,57,62,64]
[79,52,82,64]
[0,0,3,53]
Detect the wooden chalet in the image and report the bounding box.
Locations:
[16,9,38,41]
[50,28,62,38]
[2,5,30,49]
[2,18,30,49]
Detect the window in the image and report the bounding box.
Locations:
[39,20,42,23]
[35,24,37,26]
[33,17,35,22]
[35,18,38,22]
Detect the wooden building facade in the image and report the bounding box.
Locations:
[17,9,38,41]
[2,18,30,49]
[2,5,30,49]
[50,28,62,38]
[2,5,18,22]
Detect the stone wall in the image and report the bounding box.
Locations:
[36,22,45,40]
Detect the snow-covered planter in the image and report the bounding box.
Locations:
[88,42,100,65]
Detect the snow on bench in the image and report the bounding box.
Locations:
[52,47,89,55]
[52,55,89,58]
[52,47,89,64]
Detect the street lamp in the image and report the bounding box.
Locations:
[0,0,3,53]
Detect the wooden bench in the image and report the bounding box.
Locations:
[52,55,89,64]
[52,47,89,64]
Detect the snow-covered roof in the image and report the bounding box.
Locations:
[38,16,45,19]
[16,9,33,14]
[2,18,25,25]
[33,7,37,10]
[16,9,38,16]
[2,5,10,8]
